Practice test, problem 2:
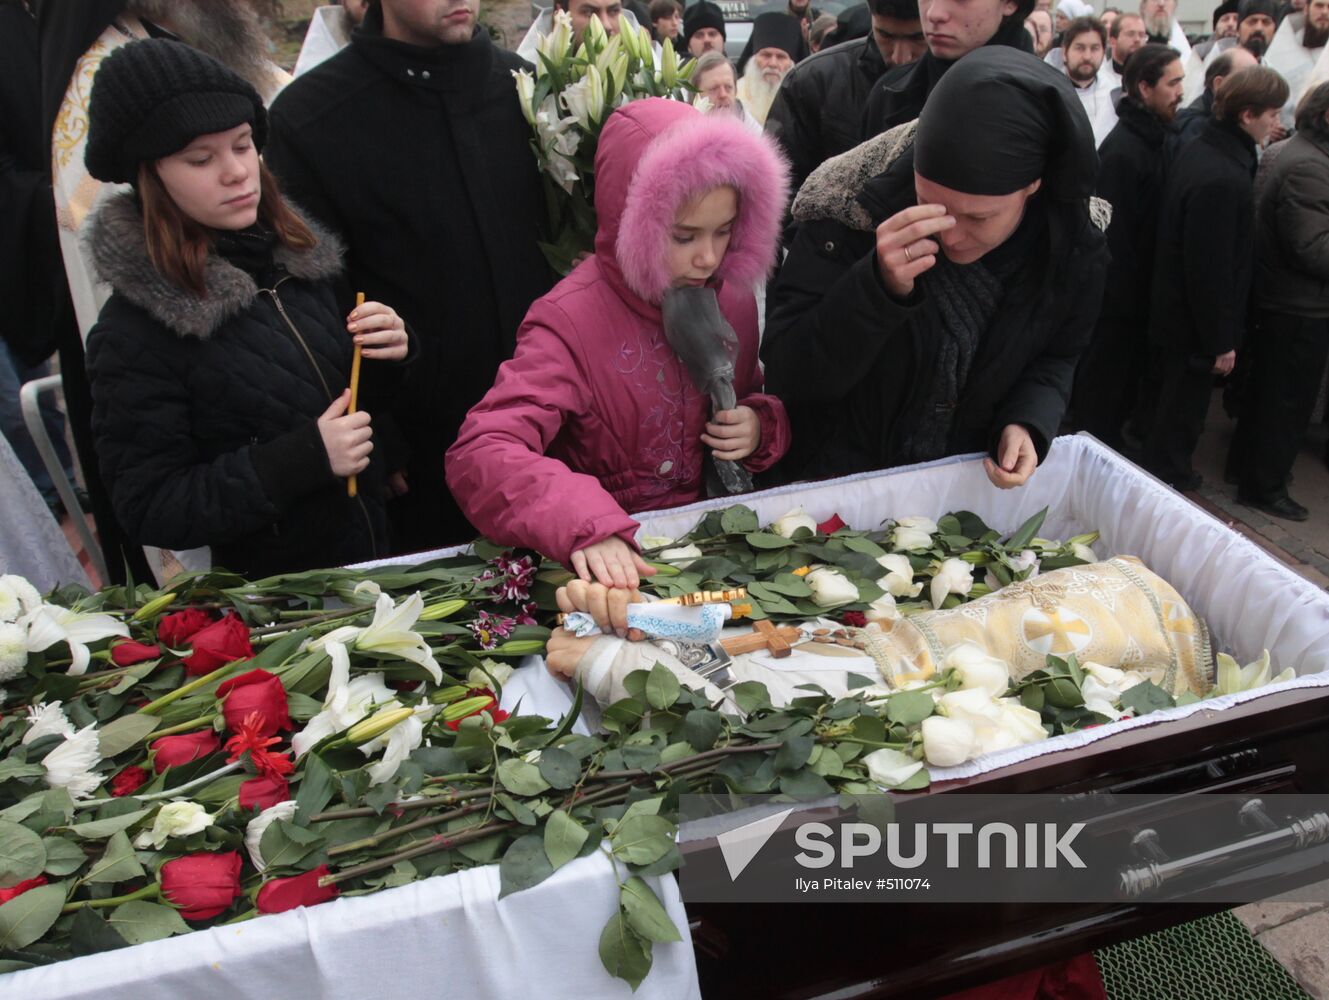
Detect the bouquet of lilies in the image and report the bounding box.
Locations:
[513,10,694,273]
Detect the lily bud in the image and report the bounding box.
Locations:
[583,11,608,51]
[418,599,468,621]
[441,695,498,722]
[132,592,178,621]
[491,639,547,656]
[428,685,472,705]
[660,37,678,89]
[512,69,537,126]
[345,706,414,746]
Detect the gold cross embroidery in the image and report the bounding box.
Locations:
[1025,610,1091,654]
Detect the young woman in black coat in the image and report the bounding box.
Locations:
[764,48,1108,489]
[81,39,411,578]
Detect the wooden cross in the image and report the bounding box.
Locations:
[720,619,799,658]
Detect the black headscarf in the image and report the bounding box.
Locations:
[914,47,1097,202]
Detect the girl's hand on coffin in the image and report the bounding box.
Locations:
[557,578,642,637]
[983,424,1037,489]
[702,406,760,461]
[569,537,657,590]
[546,629,597,679]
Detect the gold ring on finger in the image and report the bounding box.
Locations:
[903,245,913,263]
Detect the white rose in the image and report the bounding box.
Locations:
[921,715,978,766]
[875,553,923,598]
[0,623,27,682]
[972,722,1022,756]
[995,699,1048,744]
[659,543,703,568]
[149,801,215,848]
[1010,549,1040,578]
[467,658,515,689]
[865,593,898,624]
[638,535,675,550]
[897,516,939,535]
[1082,662,1125,688]
[42,725,101,800]
[0,575,41,622]
[938,687,1003,725]
[929,557,975,609]
[862,748,924,788]
[245,800,298,871]
[771,507,817,538]
[945,643,1011,698]
[891,525,934,552]
[23,701,74,744]
[805,567,859,608]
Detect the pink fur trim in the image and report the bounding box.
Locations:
[614,115,790,303]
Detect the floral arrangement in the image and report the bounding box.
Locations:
[0,507,1295,988]
[513,11,694,273]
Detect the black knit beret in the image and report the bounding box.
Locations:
[683,1,727,46]
[85,38,267,184]
[1237,0,1279,21]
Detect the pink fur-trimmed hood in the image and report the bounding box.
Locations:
[593,99,790,305]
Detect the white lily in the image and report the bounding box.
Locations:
[539,9,574,66]
[21,603,129,676]
[929,557,974,610]
[561,68,602,130]
[23,701,75,744]
[862,748,924,788]
[659,543,703,568]
[1009,549,1040,578]
[0,575,41,623]
[1213,650,1295,696]
[43,725,102,799]
[0,622,27,682]
[468,658,515,690]
[291,642,397,756]
[805,567,859,608]
[245,800,298,871]
[875,553,923,598]
[1072,542,1098,563]
[771,507,817,538]
[512,68,537,125]
[360,704,441,786]
[945,643,1010,698]
[147,800,214,848]
[310,592,442,684]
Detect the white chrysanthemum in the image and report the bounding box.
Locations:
[43,725,102,799]
[23,701,75,744]
[0,622,27,681]
[244,800,298,871]
[0,575,41,622]
[148,801,215,848]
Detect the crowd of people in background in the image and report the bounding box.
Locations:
[3,0,1328,594]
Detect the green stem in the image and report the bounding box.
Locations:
[310,785,492,823]
[320,819,517,887]
[137,659,245,715]
[147,713,217,740]
[326,799,489,858]
[61,882,160,913]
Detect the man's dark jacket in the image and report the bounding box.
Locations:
[1151,116,1258,359]
[764,34,891,196]
[1253,130,1329,317]
[265,13,553,552]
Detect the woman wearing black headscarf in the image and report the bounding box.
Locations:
[763,46,1109,489]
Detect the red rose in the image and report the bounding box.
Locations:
[216,669,291,736]
[817,513,847,535]
[0,875,48,903]
[111,640,162,666]
[255,865,339,914]
[183,612,254,677]
[150,729,221,773]
[160,852,243,921]
[158,608,215,648]
[841,611,867,628]
[110,765,151,796]
[238,775,290,811]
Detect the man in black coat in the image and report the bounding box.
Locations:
[265,0,554,554]
[1143,65,1288,490]
[765,49,1108,488]
[1173,45,1258,149]
[860,0,1035,138]
[1228,84,1329,520]
[1073,44,1183,449]
[765,0,925,199]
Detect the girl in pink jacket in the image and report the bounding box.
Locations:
[447,98,790,588]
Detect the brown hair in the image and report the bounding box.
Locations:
[1214,65,1290,122]
[136,158,316,297]
[1295,80,1329,136]
[1062,15,1107,49]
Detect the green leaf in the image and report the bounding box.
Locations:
[611,814,674,866]
[41,837,88,877]
[498,833,556,898]
[842,535,888,558]
[773,735,814,774]
[598,912,653,991]
[544,809,589,870]
[497,758,551,796]
[82,830,146,884]
[1119,680,1175,717]
[719,505,759,534]
[0,760,45,783]
[410,745,468,778]
[645,664,681,711]
[64,807,151,840]
[0,880,65,950]
[779,768,835,800]
[1043,676,1084,709]
[885,689,936,726]
[1004,507,1048,551]
[70,906,129,956]
[106,900,190,945]
[745,531,795,549]
[682,709,722,752]
[295,753,337,824]
[94,714,161,759]
[0,820,46,885]
[495,792,537,826]
[765,573,813,598]
[259,819,325,869]
[536,747,581,790]
[621,876,682,942]
[731,681,772,715]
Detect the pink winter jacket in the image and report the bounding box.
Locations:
[446,99,791,566]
